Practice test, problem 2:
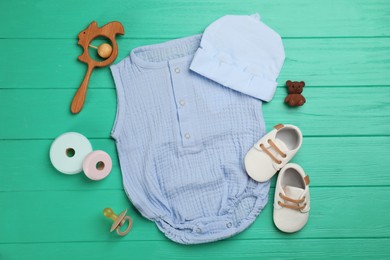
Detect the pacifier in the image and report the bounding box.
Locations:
[103,208,133,236]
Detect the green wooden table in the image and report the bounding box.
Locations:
[1,0,390,259]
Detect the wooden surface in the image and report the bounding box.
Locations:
[1,0,389,259]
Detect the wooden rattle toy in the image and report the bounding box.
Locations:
[103,208,133,236]
[71,21,124,114]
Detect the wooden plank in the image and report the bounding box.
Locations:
[0,89,116,139]
[1,187,389,243]
[1,0,390,38]
[0,139,122,191]
[263,86,390,136]
[1,238,390,260]
[1,136,389,192]
[0,87,389,139]
[0,39,152,90]
[1,38,390,89]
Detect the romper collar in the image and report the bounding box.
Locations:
[130,34,202,69]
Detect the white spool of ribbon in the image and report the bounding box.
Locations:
[50,132,93,174]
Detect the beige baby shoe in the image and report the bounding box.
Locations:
[273,163,310,233]
[244,124,302,182]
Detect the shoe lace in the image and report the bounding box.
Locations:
[278,193,306,211]
[259,139,286,164]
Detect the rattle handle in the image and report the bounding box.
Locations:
[71,65,94,114]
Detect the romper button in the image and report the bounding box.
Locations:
[226,222,232,228]
[179,100,185,106]
[196,228,202,233]
[185,133,191,139]
[175,68,180,73]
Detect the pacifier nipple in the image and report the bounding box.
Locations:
[103,208,117,221]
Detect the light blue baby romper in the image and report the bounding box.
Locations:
[110,14,285,244]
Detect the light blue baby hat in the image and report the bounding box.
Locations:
[190,14,285,102]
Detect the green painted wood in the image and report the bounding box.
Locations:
[0,139,122,191]
[1,136,389,192]
[1,239,390,260]
[2,38,390,89]
[0,89,116,139]
[1,0,390,258]
[1,87,389,139]
[1,0,390,38]
[1,188,389,243]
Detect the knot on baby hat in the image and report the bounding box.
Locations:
[190,14,285,102]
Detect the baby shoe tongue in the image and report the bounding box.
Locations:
[283,185,304,200]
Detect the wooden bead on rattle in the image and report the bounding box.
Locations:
[89,43,113,58]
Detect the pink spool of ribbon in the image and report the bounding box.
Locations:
[82,150,112,181]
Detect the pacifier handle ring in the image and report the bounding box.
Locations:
[116,216,133,236]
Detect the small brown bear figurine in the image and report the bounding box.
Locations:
[285,80,306,106]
